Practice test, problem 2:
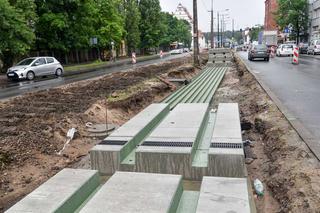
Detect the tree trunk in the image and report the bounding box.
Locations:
[65,53,69,64]
[76,50,80,64]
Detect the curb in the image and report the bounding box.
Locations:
[63,53,170,77]
[235,53,320,161]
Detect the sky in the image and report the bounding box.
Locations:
[160,0,265,32]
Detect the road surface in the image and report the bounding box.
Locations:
[0,53,189,100]
[238,51,320,143]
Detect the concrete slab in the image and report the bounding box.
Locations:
[136,103,209,178]
[79,172,183,213]
[90,103,169,175]
[208,103,245,177]
[177,191,200,213]
[196,177,251,213]
[6,169,99,213]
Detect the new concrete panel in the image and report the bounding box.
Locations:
[143,103,208,144]
[79,172,183,213]
[136,104,209,178]
[90,103,169,175]
[6,169,99,213]
[136,147,192,176]
[90,145,122,174]
[208,103,245,177]
[196,177,251,213]
[208,148,245,177]
[211,103,242,143]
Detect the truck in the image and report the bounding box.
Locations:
[263,30,278,47]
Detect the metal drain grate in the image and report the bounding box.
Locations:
[210,142,243,149]
[99,140,127,145]
[142,141,193,147]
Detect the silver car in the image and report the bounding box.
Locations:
[7,57,64,80]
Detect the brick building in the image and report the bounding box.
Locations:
[264,0,278,30]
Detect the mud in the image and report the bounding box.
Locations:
[213,56,320,213]
[0,56,197,211]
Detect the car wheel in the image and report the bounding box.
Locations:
[26,71,35,80]
[55,68,63,77]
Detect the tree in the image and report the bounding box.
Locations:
[158,12,192,50]
[124,0,141,55]
[35,0,96,63]
[139,0,162,53]
[95,0,124,49]
[276,0,309,44]
[0,0,36,72]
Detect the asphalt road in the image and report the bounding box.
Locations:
[238,51,320,141]
[0,53,190,100]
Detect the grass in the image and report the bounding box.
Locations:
[64,60,110,72]
[107,82,147,103]
[107,78,159,103]
[64,53,162,72]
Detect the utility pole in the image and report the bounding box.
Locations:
[217,12,220,48]
[193,0,200,66]
[221,16,223,47]
[232,19,235,39]
[210,0,214,48]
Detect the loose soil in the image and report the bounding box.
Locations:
[0,56,201,211]
[212,55,320,212]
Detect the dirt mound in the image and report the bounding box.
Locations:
[213,57,320,212]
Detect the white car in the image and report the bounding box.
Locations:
[276,44,295,57]
[170,49,183,54]
[7,57,64,80]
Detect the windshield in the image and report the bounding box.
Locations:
[17,58,35,66]
[283,45,293,49]
[254,45,267,50]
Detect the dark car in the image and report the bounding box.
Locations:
[299,43,308,54]
[248,44,270,61]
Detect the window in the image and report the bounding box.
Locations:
[17,58,35,65]
[32,58,46,66]
[46,57,54,63]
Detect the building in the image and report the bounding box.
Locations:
[173,3,206,49]
[264,0,278,30]
[174,3,193,26]
[309,0,320,41]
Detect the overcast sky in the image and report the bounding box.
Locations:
[160,0,265,32]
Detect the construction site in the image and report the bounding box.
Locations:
[1,49,320,213]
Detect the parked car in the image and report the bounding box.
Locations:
[248,44,270,61]
[183,48,190,53]
[299,43,309,54]
[307,40,320,55]
[276,44,295,57]
[7,57,64,80]
[170,49,183,54]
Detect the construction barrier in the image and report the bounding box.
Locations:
[292,47,299,65]
[132,52,136,64]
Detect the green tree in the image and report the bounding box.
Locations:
[159,12,192,50]
[124,0,141,55]
[139,0,162,53]
[95,0,124,50]
[276,0,309,44]
[35,0,96,62]
[0,0,36,72]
